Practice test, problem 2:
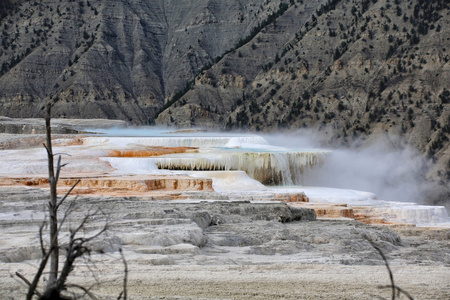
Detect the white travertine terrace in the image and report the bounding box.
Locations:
[0,128,448,227]
[81,135,270,148]
[88,134,329,184]
[150,151,327,185]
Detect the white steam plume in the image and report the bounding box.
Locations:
[264,130,428,203]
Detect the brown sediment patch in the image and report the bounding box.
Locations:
[0,177,49,186]
[351,207,415,226]
[108,147,198,157]
[0,175,214,196]
[290,203,355,219]
[274,192,309,203]
[290,202,418,226]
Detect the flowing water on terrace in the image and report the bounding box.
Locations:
[151,151,327,185]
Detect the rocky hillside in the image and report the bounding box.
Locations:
[0,0,289,122]
[0,0,448,205]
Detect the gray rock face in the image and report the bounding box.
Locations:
[0,0,284,123]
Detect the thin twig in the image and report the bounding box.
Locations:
[83,256,102,286]
[43,143,50,155]
[57,214,107,291]
[53,153,73,157]
[72,224,108,245]
[118,248,128,300]
[39,218,48,257]
[24,243,54,300]
[367,239,414,300]
[378,285,415,300]
[56,180,81,210]
[15,272,43,298]
[55,155,62,182]
[369,240,396,300]
[55,201,76,244]
[65,284,99,300]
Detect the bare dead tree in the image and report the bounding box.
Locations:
[15,103,127,299]
[44,103,61,292]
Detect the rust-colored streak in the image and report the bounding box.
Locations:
[108,147,198,157]
[23,178,50,186]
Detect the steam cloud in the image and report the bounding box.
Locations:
[264,130,428,203]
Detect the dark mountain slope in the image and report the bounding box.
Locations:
[0,0,283,122]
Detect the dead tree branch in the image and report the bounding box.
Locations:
[65,284,99,300]
[367,239,414,300]
[117,248,128,300]
[56,180,81,210]
[39,219,47,257]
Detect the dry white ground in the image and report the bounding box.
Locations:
[2,258,450,299]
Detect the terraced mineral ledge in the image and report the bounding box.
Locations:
[0,123,447,227]
[0,119,449,299]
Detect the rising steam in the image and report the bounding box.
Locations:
[264,130,428,203]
